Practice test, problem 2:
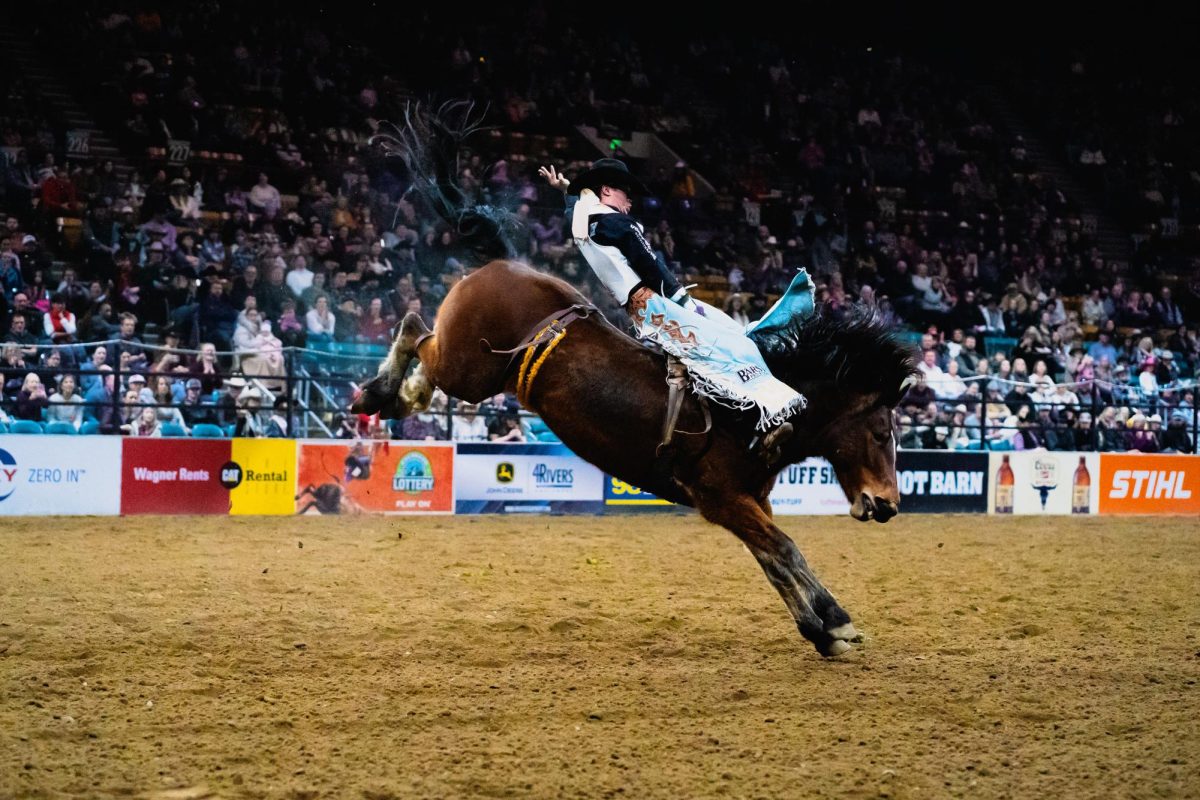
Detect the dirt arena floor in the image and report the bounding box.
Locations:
[1,514,1197,800]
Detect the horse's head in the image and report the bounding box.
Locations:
[752,306,919,523]
[801,375,914,523]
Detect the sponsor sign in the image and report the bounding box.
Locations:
[455,443,603,513]
[121,439,230,514]
[1098,454,1200,515]
[296,441,453,514]
[895,451,988,513]
[228,439,296,515]
[604,475,674,507]
[769,458,851,515]
[0,436,121,516]
[987,451,1100,515]
[121,438,231,513]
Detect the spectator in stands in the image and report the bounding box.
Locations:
[200,229,226,266]
[5,314,38,359]
[215,376,245,428]
[1128,414,1160,453]
[285,255,314,298]
[82,366,117,433]
[14,373,48,421]
[1097,407,1127,451]
[126,405,161,437]
[149,375,186,430]
[248,173,281,220]
[46,373,84,430]
[0,238,24,299]
[77,345,108,393]
[305,295,336,345]
[198,280,238,352]
[234,386,266,437]
[110,313,148,371]
[1034,406,1067,450]
[1011,405,1043,450]
[265,396,291,438]
[358,297,393,344]
[41,166,84,218]
[1072,412,1096,451]
[167,179,201,224]
[257,264,290,321]
[451,401,489,441]
[234,309,286,386]
[179,378,213,428]
[1162,410,1194,453]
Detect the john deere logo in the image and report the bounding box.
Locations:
[496,462,515,483]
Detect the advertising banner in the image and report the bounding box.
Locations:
[895,451,988,513]
[0,435,122,516]
[1098,453,1200,515]
[296,441,453,514]
[987,451,1100,515]
[455,443,603,513]
[121,439,231,515]
[769,458,851,515]
[603,475,675,508]
[228,439,297,516]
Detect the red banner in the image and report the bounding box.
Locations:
[121,439,232,515]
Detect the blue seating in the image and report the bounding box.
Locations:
[45,421,78,436]
[9,420,44,435]
[160,422,187,437]
[984,337,1018,358]
[0,422,7,434]
[79,420,101,435]
[191,423,225,438]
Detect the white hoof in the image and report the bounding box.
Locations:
[825,639,852,657]
[827,623,862,642]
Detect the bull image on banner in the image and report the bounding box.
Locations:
[987,451,1099,515]
[296,441,453,514]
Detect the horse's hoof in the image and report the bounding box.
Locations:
[824,639,852,657]
[827,623,863,643]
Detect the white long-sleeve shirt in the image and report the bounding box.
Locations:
[44,310,77,338]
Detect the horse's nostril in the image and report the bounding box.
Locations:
[873,498,898,521]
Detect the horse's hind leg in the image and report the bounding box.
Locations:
[350,312,433,418]
[700,494,859,658]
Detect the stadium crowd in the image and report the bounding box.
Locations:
[0,4,1195,451]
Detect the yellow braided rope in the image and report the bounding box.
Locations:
[515,328,543,401]
[517,325,569,407]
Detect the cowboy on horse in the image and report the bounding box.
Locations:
[539,159,804,459]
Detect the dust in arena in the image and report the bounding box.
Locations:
[2,514,1197,798]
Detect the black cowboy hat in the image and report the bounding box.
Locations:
[568,158,647,196]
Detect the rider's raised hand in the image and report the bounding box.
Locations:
[538,165,570,193]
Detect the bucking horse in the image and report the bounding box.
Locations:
[352,106,918,657]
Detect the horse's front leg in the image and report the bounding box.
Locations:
[702,495,861,657]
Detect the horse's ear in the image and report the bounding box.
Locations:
[884,373,918,407]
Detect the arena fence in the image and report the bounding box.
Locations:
[0,438,1195,517]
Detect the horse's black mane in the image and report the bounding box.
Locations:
[749,305,920,404]
[370,101,523,263]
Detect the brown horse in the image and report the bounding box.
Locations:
[351,258,917,657]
